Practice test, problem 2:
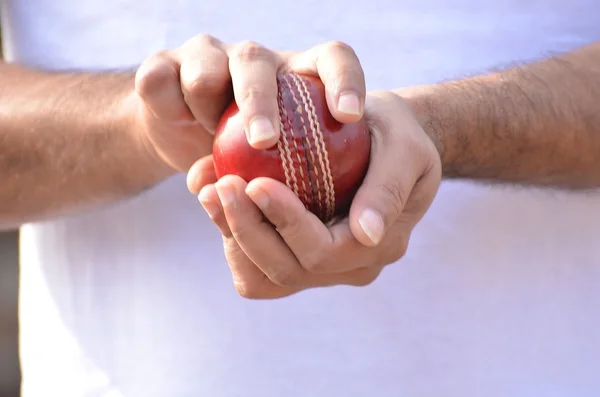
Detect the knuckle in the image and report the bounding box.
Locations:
[223,236,242,258]
[330,65,363,85]
[233,280,262,299]
[240,85,269,105]
[394,239,409,261]
[299,249,329,273]
[324,40,356,56]
[346,267,382,287]
[381,235,409,264]
[379,178,408,217]
[216,222,233,239]
[195,33,220,48]
[230,223,251,243]
[400,238,409,258]
[182,67,225,98]
[181,33,221,52]
[229,204,271,242]
[275,211,303,240]
[318,41,364,92]
[303,260,326,274]
[232,40,271,63]
[135,51,177,97]
[268,267,302,288]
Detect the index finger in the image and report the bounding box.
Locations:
[286,41,366,124]
[225,41,284,149]
[245,177,380,274]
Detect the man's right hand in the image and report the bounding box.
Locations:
[133,34,367,174]
[133,35,234,174]
[0,32,367,226]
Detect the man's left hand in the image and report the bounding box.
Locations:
[188,88,441,299]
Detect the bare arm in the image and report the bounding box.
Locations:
[398,41,600,189]
[0,63,172,229]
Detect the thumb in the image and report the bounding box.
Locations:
[347,124,422,248]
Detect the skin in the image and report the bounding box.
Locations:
[400,41,600,189]
[194,92,441,298]
[0,37,365,228]
[1,36,401,291]
[191,40,600,299]
[0,66,164,228]
[1,31,599,298]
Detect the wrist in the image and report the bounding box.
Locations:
[392,85,452,176]
[392,86,445,158]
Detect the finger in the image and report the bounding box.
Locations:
[198,182,286,298]
[287,41,366,123]
[245,177,380,273]
[222,234,290,299]
[225,41,282,149]
[348,92,428,247]
[175,34,233,133]
[135,51,196,123]
[238,176,385,287]
[187,155,217,194]
[213,176,384,297]
[198,184,231,236]
[214,175,308,288]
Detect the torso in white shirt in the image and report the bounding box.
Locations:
[3,0,600,396]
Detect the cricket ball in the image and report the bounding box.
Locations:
[212,73,371,223]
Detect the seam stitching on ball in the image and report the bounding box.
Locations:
[294,74,336,221]
[281,74,311,209]
[276,78,296,197]
[283,74,320,216]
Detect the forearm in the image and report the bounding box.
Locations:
[0,62,172,229]
[398,41,600,189]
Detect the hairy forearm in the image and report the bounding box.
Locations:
[399,41,600,189]
[0,62,171,229]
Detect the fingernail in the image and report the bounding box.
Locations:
[198,195,220,218]
[249,117,277,146]
[358,208,384,245]
[337,92,361,116]
[246,186,269,210]
[215,183,236,207]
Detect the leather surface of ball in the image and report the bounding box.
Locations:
[212,73,371,223]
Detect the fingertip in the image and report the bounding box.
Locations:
[186,156,217,195]
[337,91,363,117]
[326,90,364,124]
[348,203,385,247]
[186,163,201,194]
[217,173,248,188]
[245,176,288,200]
[199,184,234,236]
[245,178,264,195]
[357,208,385,246]
[246,176,274,191]
[245,182,270,212]
[246,177,307,215]
[246,116,280,149]
[198,183,215,201]
[198,184,222,219]
[215,174,250,206]
[226,41,281,150]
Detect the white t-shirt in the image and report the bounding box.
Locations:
[4,0,600,396]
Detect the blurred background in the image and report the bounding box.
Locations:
[0,230,20,397]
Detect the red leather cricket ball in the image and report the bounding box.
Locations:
[212,73,371,223]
